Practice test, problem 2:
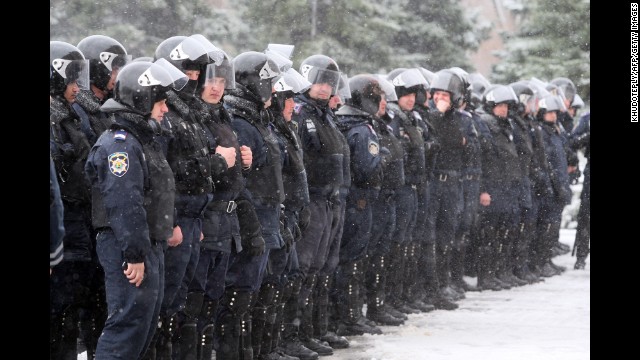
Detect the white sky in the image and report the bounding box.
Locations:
[78,228,589,360]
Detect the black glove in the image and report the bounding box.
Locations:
[280,217,294,252]
[299,206,311,233]
[243,235,266,257]
[60,143,75,159]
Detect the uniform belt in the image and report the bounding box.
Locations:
[209,200,237,213]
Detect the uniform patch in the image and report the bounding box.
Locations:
[294,103,303,114]
[108,152,129,177]
[305,119,316,133]
[114,130,127,142]
[368,140,380,155]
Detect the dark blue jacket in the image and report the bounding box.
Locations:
[50,155,65,268]
[540,120,572,206]
[85,102,176,263]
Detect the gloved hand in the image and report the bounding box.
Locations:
[280,218,294,252]
[60,143,75,159]
[299,206,311,233]
[242,234,265,257]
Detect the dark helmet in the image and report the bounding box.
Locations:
[77,35,129,92]
[387,68,428,99]
[430,69,466,109]
[550,77,576,104]
[272,68,311,112]
[571,93,585,109]
[374,74,397,101]
[233,51,281,102]
[482,84,518,113]
[345,74,383,116]
[469,72,491,109]
[154,36,208,72]
[509,80,535,114]
[50,41,89,96]
[536,93,565,120]
[299,54,341,95]
[415,67,434,105]
[201,54,236,91]
[113,60,187,115]
[448,67,472,104]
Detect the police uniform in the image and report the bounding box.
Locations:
[569,112,590,268]
[85,107,175,360]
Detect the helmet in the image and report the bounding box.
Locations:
[374,74,397,102]
[77,35,130,92]
[154,36,208,72]
[430,69,466,108]
[299,54,341,95]
[571,93,585,109]
[336,74,351,101]
[132,56,154,63]
[201,54,236,91]
[469,72,491,109]
[536,93,565,120]
[113,60,187,115]
[265,43,295,72]
[233,51,281,102]
[387,68,428,99]
[482,84,518,113]
[272,68,311,112]
[50,41,89,96]
[448,67,472,104]
[345,74,383,116]
[550,77,576,103]
[509,80,535,114]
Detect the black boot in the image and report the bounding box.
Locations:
[281,277,318,360]
[50,307,79,360]
[215,290,252,360]
[366,255,404,325]
[197,298,218,360]
[177,292,204,360]
[252,283,276,357]
[156,314,177,360]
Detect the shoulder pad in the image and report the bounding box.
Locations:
[114,129,127,142]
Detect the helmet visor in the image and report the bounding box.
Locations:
[204,60,236,90]
[265,49,293,72]
[374,74,398,101]
[300,65,341,95]
[390,68,429,89]
[274,68,311,94]
[337,74,351,100]
[147,58,189,90]
[189,34,226,65]
[52,58,90,90]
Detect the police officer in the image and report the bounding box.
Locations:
[151,34,229,360]
[288,54,346,355]
[425,69,468,306]
[569,111,590,270]
[267,67,317,360]
[84,59,186,360]
[533,93,572,277]
[221,50,282,360]
[50,153,65,273]
[49,41,94,359]
[75,34,130,359]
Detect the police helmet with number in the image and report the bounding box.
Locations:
[50,41,90,96]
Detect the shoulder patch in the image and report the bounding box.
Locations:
[368,140,380,155]
[294,103,303,114]
[114,130,127,142]
[108,152,129,177]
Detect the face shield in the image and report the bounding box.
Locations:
[203,58,236,90]
[148,58,189,91]
[571,94,585,109]
[52,58,90,90]
[265,44,295,72]
[390,68,429,89]
[300,64,341,95]
[274,68,312,94]
[374,74,397,102]
[337,74,351,101]
[189,34,226,65]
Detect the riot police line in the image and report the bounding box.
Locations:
[50,34,590,360]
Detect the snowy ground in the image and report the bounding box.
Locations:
[324,228,589,360]
[79,229,589,360]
